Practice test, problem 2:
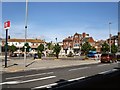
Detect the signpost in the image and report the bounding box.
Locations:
[4,21,10,68]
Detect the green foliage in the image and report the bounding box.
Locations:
[4,44,9,51]
[37,44,44,53]
[37,51,42,59]
[91,47,96,51]
[53,43,61,59]
[8,45,17,53]
[22,43,31,52]
[101,42,109,53]
[111,44,118,54]
[81,42,92,55]
[47,43,54,50]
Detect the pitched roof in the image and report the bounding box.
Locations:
[3,39,45,43]
[63,37,73,41]
[82,37,94,43]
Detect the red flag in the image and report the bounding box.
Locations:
[4,21,10,29]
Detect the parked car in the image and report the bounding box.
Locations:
[101,53,117,63]
[116,52,120,61]
[9,53,17,57]
[34,53,38,59]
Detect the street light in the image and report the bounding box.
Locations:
[109,22,112,53]
[55,38,57,44]
[24,0,28,67]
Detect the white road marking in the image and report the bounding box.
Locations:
[1,75,56,85]
[6,72,54,80]
[69,67,90,71]
[32,83,58,89]
[97,64,110,67]
[32,76,86,89]
[98,69,118,74]
[0,81,19,85]
[21,76,56,83]
[68,76,85,82]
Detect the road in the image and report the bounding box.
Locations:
[1,62,120,89]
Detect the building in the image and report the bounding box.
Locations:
[94,40,105,53]
[72,33,81,54]
[2,38,45,53]
[63,36,73,54]
[63,32,95,55]
[106,33,119,47]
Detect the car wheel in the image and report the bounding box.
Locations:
[110,60,113,63]
[101,61,103,63]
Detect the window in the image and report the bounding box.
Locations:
[75,35,78,38]
[33,43,34,46]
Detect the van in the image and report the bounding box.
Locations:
[87,51,97,58]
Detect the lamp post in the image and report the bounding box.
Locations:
[55,38,57,44]
[24,0,28,67]
[109,22,112,53]
[118,32,120,52]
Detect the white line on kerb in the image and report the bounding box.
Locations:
[69,67,90,71]
[6,72,54,80]
[68,76,85,82]
[98,69,118,74]
[32,76,86,90]
[1,75,56,85]
[32,83,58,89]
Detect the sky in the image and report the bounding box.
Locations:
[1,2,118,42]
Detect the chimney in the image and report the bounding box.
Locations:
[82,32,86,38]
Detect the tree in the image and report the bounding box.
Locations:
[47,42,54,50]
[37,44,44,58]
[8,45,17,53]
[22,43,31,52]
[53,43,61,59]
[37,44,44,53]
[91,47,96,51]
[81,42,92,55]
[101,42,109,53]
[111,44,118,54]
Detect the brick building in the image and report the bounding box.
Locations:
[63,36,73,54]
[63,32,95,54]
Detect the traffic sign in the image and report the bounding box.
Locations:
[4,21,10,29]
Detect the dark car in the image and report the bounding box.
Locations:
[34,53,38,59]
[116,52,120,61]
[10,53,17,57]
[101,53,117,63]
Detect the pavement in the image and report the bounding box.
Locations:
[0,57,100,73]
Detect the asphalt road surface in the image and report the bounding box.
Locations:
[1,62,120,89]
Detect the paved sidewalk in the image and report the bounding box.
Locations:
[0,58,100,73]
